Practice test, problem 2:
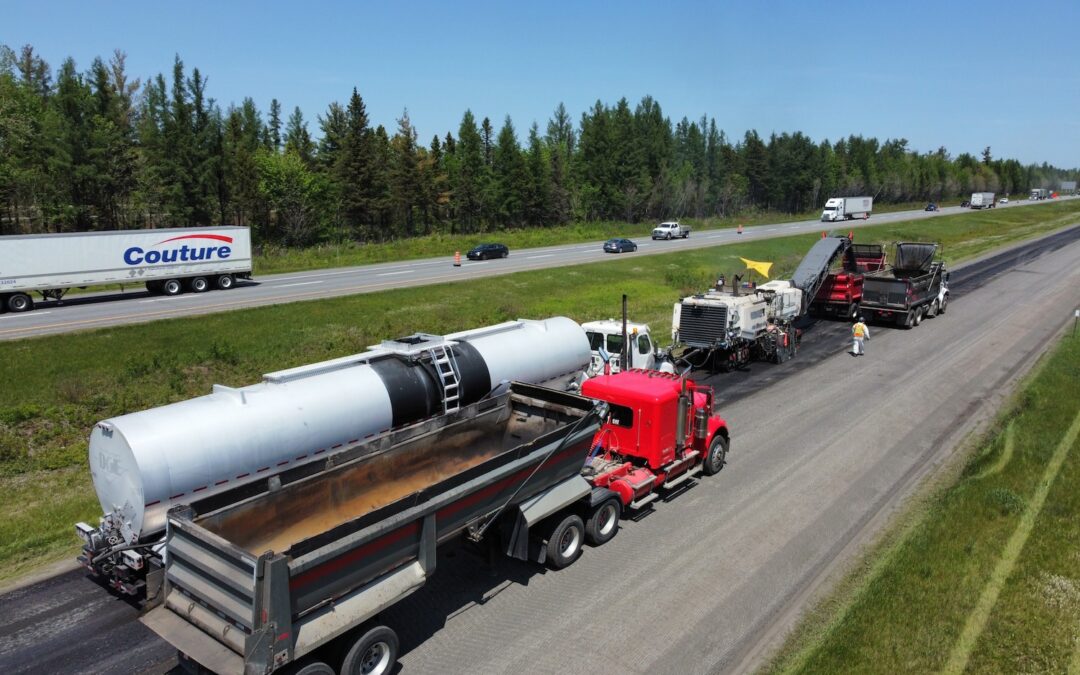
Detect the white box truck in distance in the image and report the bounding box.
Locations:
[970,192,995,209]
[821,197,873,222]
[0,226,252,313]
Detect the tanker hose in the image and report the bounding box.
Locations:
[91,541,154,565]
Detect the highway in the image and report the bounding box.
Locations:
[0,225,1077,674]
[0,199,1063,341]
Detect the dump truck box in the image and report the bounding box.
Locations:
[142,382,601,674]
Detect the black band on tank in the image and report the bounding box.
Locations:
[370,343,491,427]
[451,342,492,406]
[370,359,440,427]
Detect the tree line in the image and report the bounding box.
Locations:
[1,44,1076,246]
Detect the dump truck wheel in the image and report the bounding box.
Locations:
[938,295,948,315]
[585,499,621,546]
[294,661,335,675]
[703,434,729,476]
[340,625,398,675]
[546,514,584,569]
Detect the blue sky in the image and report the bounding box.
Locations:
[3,0,1078,167]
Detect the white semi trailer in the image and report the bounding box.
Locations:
[970,192,996,209]
[820,197,873,222]
[0,226,252,312]
[76,317,591,598]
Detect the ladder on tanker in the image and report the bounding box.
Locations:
[428,345,461,414]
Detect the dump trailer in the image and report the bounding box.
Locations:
[810,243,887,319]
[861,242,949,328]
[76,318,591,599]
[141,370,730,674]
[141,382,605,675]
[0,226,252,313]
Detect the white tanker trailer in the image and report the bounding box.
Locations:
[76,317,590,596]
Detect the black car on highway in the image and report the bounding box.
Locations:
[603,238,638,253]
[466,243,509,260]
[925,203,938,211]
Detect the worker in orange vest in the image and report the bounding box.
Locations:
[851,316,870,356]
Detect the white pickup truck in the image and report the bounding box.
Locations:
[651,221,690,240]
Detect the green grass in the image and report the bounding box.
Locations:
[765,331,1080,674]
[0,200,1078,581]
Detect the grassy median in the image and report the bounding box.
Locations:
[0,200,1077,583]
[767,330,1080,674]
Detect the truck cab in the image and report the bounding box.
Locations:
[583,319,656,375]
[582,370,729,507]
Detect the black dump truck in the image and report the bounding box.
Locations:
[860,242,949,328]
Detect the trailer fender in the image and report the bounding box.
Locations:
[505,476,591,561]
[588,486,619,509]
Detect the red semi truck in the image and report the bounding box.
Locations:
[142,370,728,675]
[810,243,886,319]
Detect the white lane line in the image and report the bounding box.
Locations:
[277,280,325,288]
[527,254,555,259]
[377,270,414,277]
[0,311,51,319]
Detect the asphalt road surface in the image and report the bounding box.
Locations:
[0,198,1068,341]
[1,225,1077,675]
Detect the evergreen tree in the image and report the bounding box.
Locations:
[390,109,421,236]
[267,98,282,152]
[283,106,315,166]
[336,88,377,237]
[453,110,484,232]
[492,115,527,227]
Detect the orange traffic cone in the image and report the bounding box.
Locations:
[821,231,827,238]
[848,230,854,240]
[737,223,743,235]
[453,251,461,267]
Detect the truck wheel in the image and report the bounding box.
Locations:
[848,302,859,320]
[703,434,729,476]
[938,295,948,315]
[901,310,914,329]
[6,293,33,313]
[187,276,210,293]
[546,514,584,569]
[162,279,183,296]
[585,499,621,546]
[682,231,689,238]
[340,625,398,675]
[215,274,235,290]
[294,661,335,675]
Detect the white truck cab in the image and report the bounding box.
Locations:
[582,319,657,375]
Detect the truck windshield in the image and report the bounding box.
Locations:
[823,206,835,211]
[586,332,605,350]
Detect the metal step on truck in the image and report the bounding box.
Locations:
[141,368,729,675]
[861,242,949,328]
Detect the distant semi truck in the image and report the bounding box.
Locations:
[970,192,996,209]
[0,226,252,313]
[1029,188,1050,200]
[820,197,873,222]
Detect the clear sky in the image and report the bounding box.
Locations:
[3,0,1078,167]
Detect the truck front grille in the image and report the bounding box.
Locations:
[678,304,727,348]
